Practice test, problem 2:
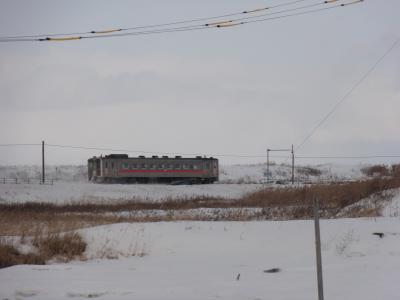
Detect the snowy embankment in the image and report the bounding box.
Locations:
[0,163,367,203]
[0,182,264,203]
[1,218,399,300]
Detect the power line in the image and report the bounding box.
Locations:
[0,143,398,160]
[296,155,400,159]
[0,0,326,40]
[11,0,325,40]
[0,0,364,43]
[0,143,41,146]
[295,36,400,152]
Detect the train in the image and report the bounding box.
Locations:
[88,154,219,184]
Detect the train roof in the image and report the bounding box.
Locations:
[89,154,217,160]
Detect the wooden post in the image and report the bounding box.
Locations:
[314,198,324,300]
[42,141,45,184]
[291,144,295,184]
[267,149,270,182]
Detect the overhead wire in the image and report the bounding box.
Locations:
[295,36,400,153]
[0,143,41,147]
[0,0,317,40]
[39,0,364,42]
[0,143,398,160]
[0,0,364,43]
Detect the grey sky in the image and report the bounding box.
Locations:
[0,0,399,165]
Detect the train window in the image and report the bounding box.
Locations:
[174,164,180,169]
[141,164,146,169]
[189,164,194,169]
[122,163,129,169]
[205,163,210,169]
[131,163,137,169]
[166,164,171,169]
[182,164,187,169]
[193,165,199,170]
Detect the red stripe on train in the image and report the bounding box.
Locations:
[118,169,205,174]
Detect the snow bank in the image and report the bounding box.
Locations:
[1,218,399,299]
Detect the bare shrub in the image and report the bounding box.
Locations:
[0,242,45,269]
[391,164,400,178]
[361,165,390,177]
[33,232,86,261]
[297,166,322,177]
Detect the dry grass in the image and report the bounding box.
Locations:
[0,243,45,269]
[32,232,86,261]
[362,164,391,177]
[1,176,399,266]
[240,177,400,210]
[0,231,86,268]
[0,176,399,236]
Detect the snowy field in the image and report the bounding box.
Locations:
[0,182,264,203]
[0,163,368,203]
[1,217,400,300]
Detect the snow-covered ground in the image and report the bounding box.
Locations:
[0,163,368,203]
[0,182,264,203]
[1,217,400,300]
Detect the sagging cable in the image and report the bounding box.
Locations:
[242,7,269,14]
[216,22,244,28]
[38,36,82,41]
[205,20,234,26]
[90,29,122,34]
[341,0,364,6]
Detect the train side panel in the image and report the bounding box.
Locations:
[88,155,218,183]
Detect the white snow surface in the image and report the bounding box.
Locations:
[0,182,264,203]
[1,218,400,299]
[382,189,400,217]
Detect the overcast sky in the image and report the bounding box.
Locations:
[0,0,399,165]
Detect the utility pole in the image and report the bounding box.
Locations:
[313,198,324,300]
[42,140,45,184]
[291,144,295,184]
[266,149,270,182]
[266,147,293,184]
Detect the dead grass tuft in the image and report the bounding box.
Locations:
[361,165,391,177]
[0,243,45,269]
[32,232,86,261]
[0,231,86,268]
